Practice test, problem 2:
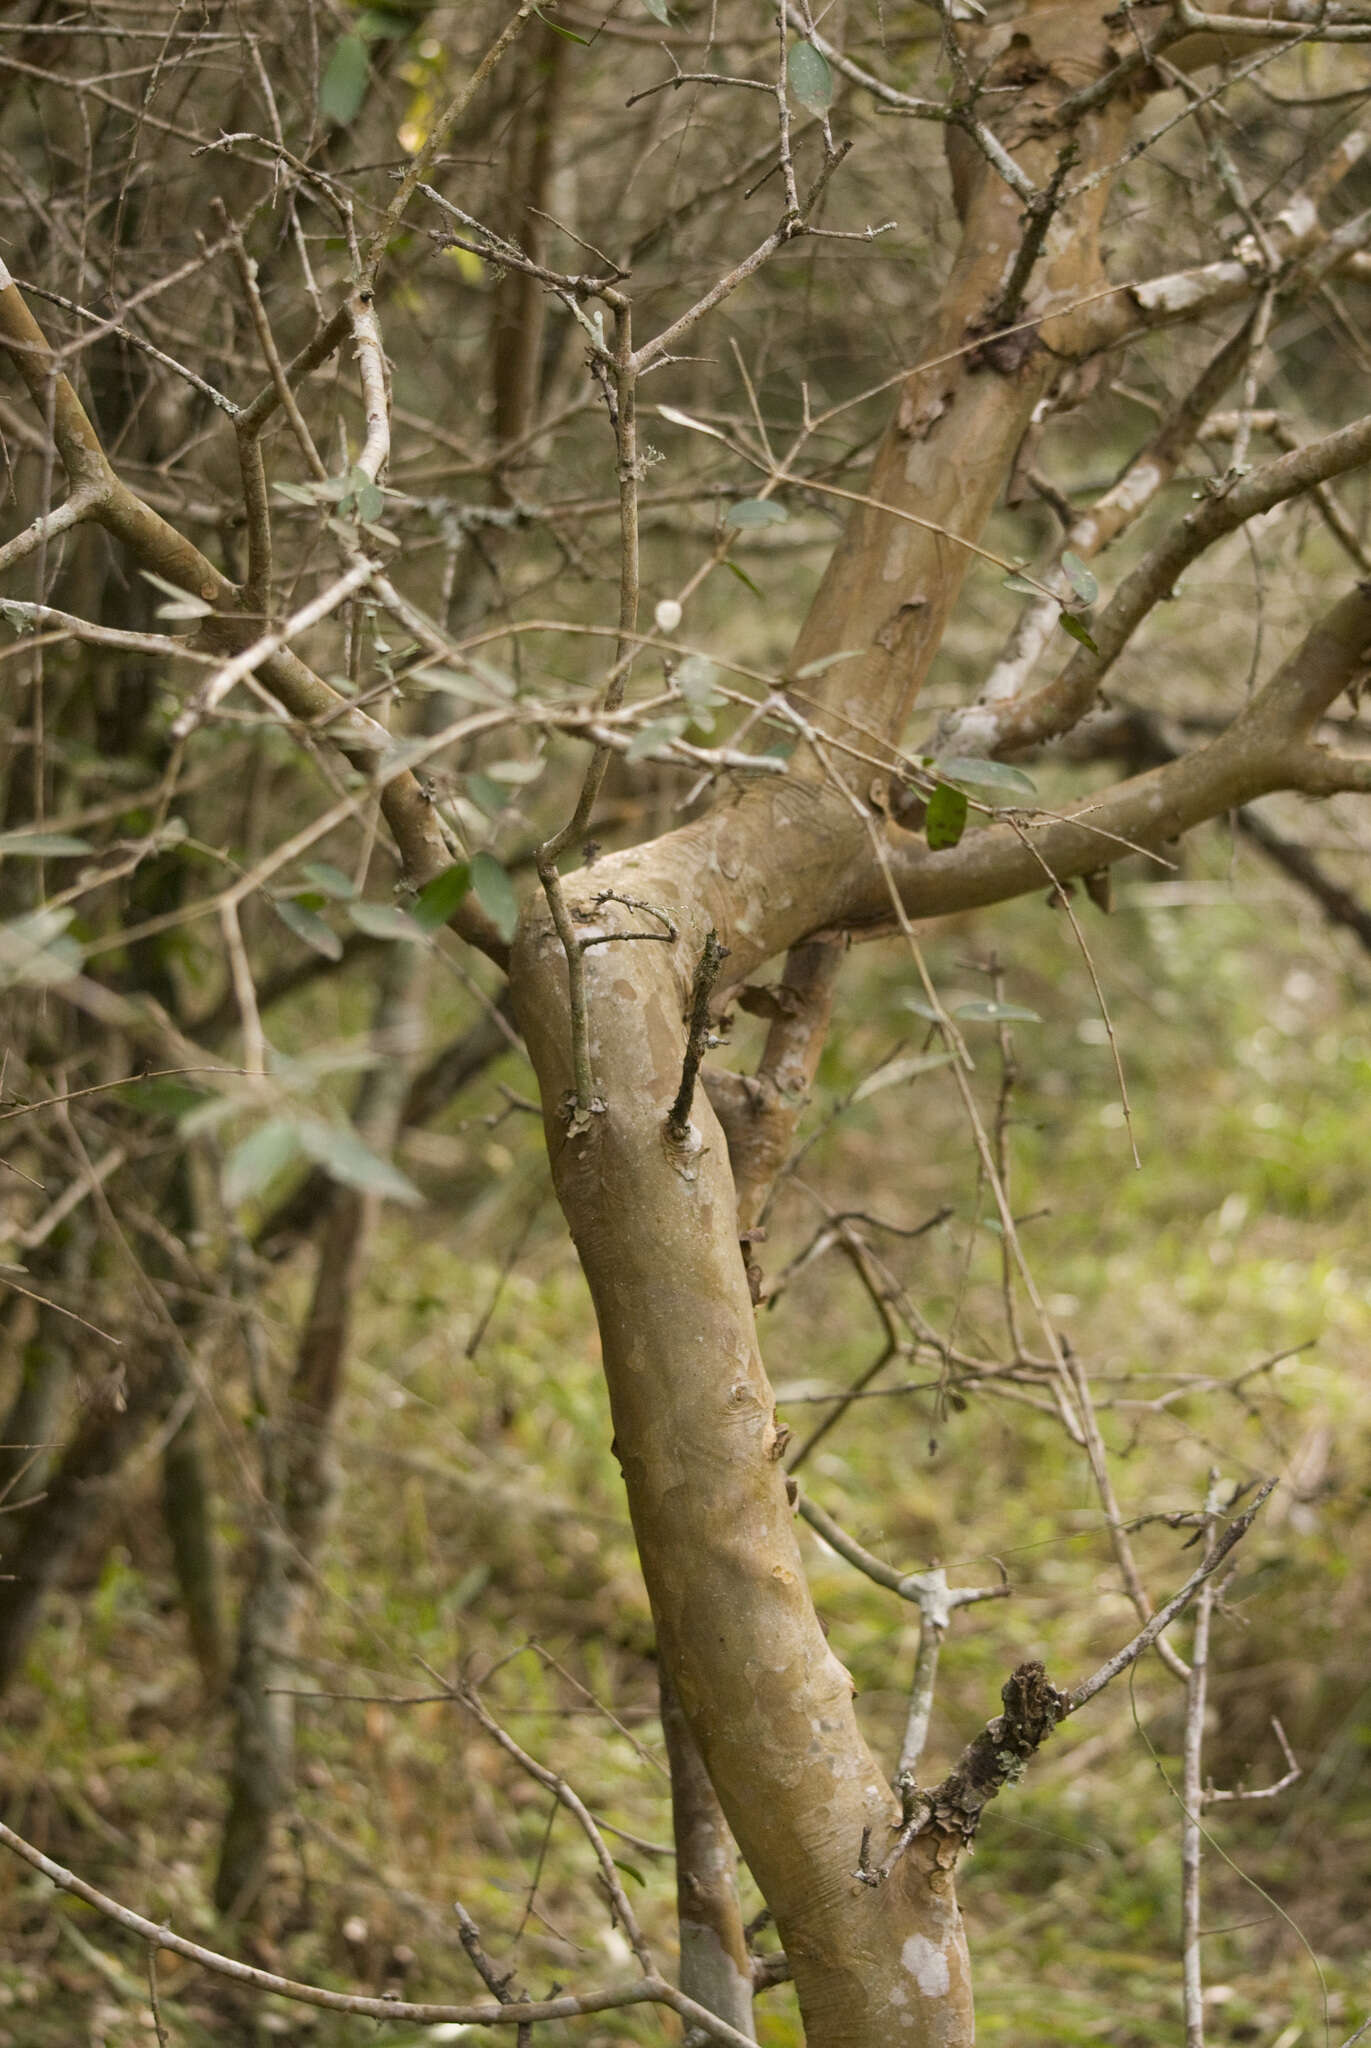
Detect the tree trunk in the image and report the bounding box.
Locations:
[661,1668,756,2043]
[161,1379,229,1701]
[215,946,425,1917]
[510,16,1140,2041]
[0,1345,181,1695]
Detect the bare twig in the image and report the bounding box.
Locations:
[0,1817,753,2046]
[667,930,728,1143]
[1070,1480,1277,1712]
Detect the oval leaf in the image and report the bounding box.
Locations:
[1058,610,1100,655]
[140,569,213,618]
[657,404,727,442]
[0,909,83,988]
[937,756,1038,804]
[413,861,472,932]
[320,33,369,124]
[851,1051,956,1102]
[788,39,834,116]
[1061,551,1099,606]
[299,1119,422,1206]
[953,1000,1042,1024]
[0,831,92,857]
[626,715,687,761]
[347,900,426,942]
[925,782,968,850]
[723,559,765,600]
[677,654,722,710]
[641,0,672,18]
[224,1118,306,1208]
[794,649,864,680]
[724,498,788,528]
[301,861,358,899]
[273,896,343,961]
[1002,571,1041,597]
[470,852,519,943]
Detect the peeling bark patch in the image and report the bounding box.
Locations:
[877,598,928,654]
[902,1933,950,1999]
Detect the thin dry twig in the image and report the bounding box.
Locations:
[0,1818,753,2046]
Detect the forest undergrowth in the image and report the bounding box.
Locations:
[3,821,1370,2048]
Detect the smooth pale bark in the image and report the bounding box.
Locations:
[661,1668,757,2043]
[785,7,1137,762]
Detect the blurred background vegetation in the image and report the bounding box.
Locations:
[1,2,1370,2043]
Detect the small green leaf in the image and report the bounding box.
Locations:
[273,896,343,960]
[0,909,83,988]
[626,715,687,761]
[412,664,507,705]
[788,39,834,116]
[413,862,471,932]
[677,654,722,711]
[657,404,727,442]
[299,1119,423,1205]
[273,479,325,506]
[1060,551,1099,606]
[122,1078,209,1120]
[140,569,213,619]
[641,0,672,19]
[470,852,519,943]
[356,8,410,37]
[0,831,92,857]
[353,471,385,523]
[224,1118,306,1207]
[937,756,1038,803]
[347,900,427,942]
[851,1051,956,1102]
[179,1096,236,1138]
[1058,610,1100,654]
[615,1859,648,1887]
[320,33,369,124]
[1002,571,1041,598]
[532,4,591,40]
[724,498,788,528]
[901,995,942,1022]
[723,559,765,600]
[465,772,507,817]
[953,1000,1042,1024]
[925,783,969,850]
[301,861,358,899]
[794,649,864,680]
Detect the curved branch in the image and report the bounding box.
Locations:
[0,262,508,967]
[951,421,1371,761]
[0,1819,754,2047]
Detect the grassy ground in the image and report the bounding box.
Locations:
[3,814,1370,2047]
